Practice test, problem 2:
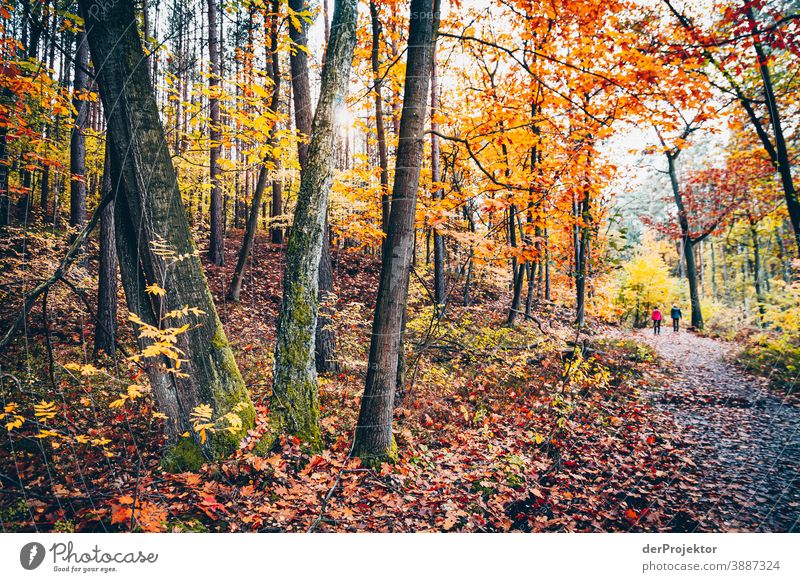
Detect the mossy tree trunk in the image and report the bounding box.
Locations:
[268,0,358,449]
[79,0,255,471]
[288,0,340,374]
[353,0,441,465]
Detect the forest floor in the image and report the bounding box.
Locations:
[630,328,800,532]
[1,228,798,532]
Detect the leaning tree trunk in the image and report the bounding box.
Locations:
[267,0,358,450]
[353,0,440,465]
[288,0,340,373]
[79,0,255,471]
[208,0,225,265]
[94,140,118,357]
[744,5,800,257]
[69,31,89,242]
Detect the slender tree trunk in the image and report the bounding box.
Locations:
[720,239,729,302]
[370,1,390,234]
[268,0,358,449]
[353,0,440,465]
[507,203,523,325]
[0,121,8,227]
[208,0,225,265]
[710,238,718,302]
[228,1,282,301]
[430,50,446,311]
[463,202,475,307]
[79,0,255,470]
[575,186,591,327]
[95,140,118,357]
[776,224,790,283]
[544,226,551,301]
[745,5,800,257]
[668,153,703,328]
[750,220,765,320]
[70,31,89,242]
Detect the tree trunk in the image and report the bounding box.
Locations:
[507,203,524,325]
[575,186,591,327]
[95,140,118,357]
[544,227,551,301]
[315,224,339,373]
[70,31,89,242]
[353,0,440,465]
[208,0,225,265]
[430,49,446,311]
[750,220,765,320]
[745,5,800,257]
[227,0,282,301]
[288,0,340,374]
[710,238,717,302]
[463,202,475,307]
[268,0,358,449]
[370,1,390,234]
[668,153,703,328]
[0,121,8,227]
[79,0,255,471]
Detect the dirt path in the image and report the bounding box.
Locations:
[632,328,800,532]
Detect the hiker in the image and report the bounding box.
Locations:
[651,306,662,335]
[671,303,682,332]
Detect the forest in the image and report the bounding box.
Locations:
[0,0,798,533]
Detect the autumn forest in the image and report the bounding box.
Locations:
[0,0,798,533]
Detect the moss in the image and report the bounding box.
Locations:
[211,325,230,349]
[262,278,323,452]
[168,518,208,533]
[203,326,258,459]
[161,437,206,473]
[356,435,398,469]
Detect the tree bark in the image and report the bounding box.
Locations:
[208,0,225,265]
[370,1,391,234]
[95,140,118,357]
[69,31,89,242]
[750,219,765,320]
[227,0,282,301]
[668,153,703,328]
[0,121,8,227]
[353,0,440,465]
[744,5,800,257]
[79,0,255,470]
[287,0,340,373]
[430,49,446,311]
[268,0,358,449]
[575,174,591,327]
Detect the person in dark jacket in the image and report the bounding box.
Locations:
[670,304,682,332]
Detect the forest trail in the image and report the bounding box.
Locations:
[631,328,800,532]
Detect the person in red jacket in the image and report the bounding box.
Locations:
[651,307,663,335]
